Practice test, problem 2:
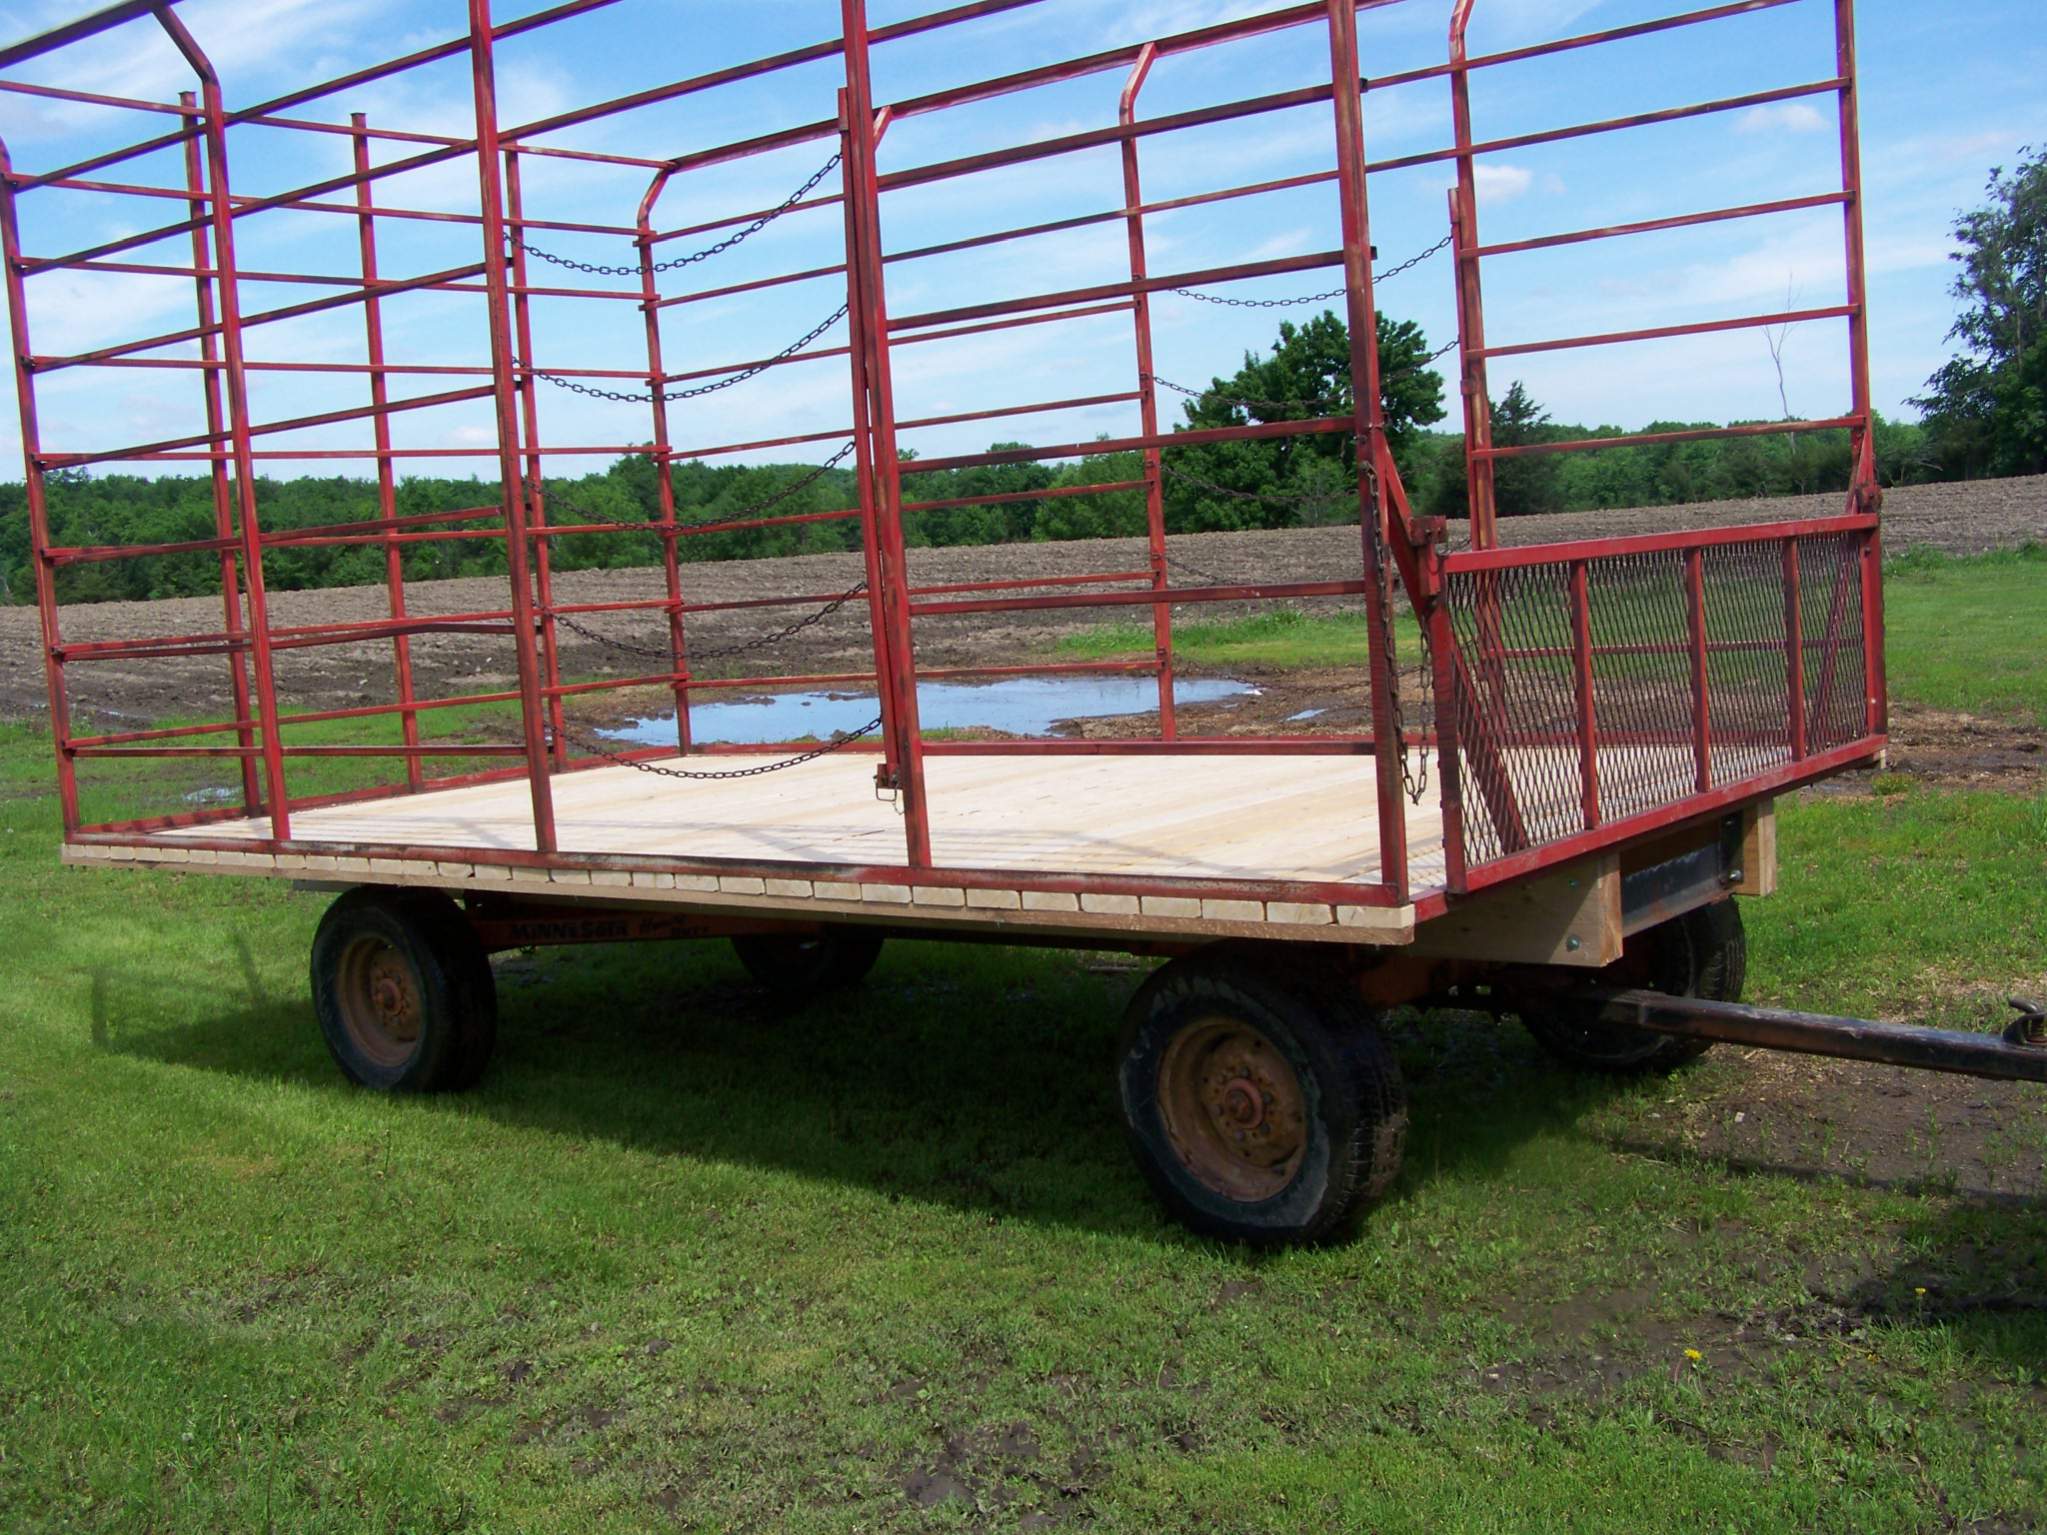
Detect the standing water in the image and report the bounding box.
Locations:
[603,675,1255,747]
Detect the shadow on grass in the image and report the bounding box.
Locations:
[94,934,1680,1245]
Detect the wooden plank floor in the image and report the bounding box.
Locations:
[164,752,1450,889]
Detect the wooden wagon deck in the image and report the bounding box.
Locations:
[151,751,1451,890]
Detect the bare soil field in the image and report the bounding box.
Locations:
[3,474,2041,730]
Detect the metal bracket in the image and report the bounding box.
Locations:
[2005,996,2047,1049]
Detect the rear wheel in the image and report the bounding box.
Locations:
[1117,955,1407,1246]
[312,888,497,1092]
[730,927,884,998]
[1521,899,1746,1074]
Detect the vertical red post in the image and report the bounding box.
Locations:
[635,172,693,755]
[1447,3,1499,549]
[1685,546,1711,793]
[1782,539,1806,760]
[0,142,80,832]
[503,151,567,768]
[1325,0,1409,903]
[1423,546,1468,894]
[1119,44,1175,740]
[1833,0,1885,739]
[836,105,901,788]
[353,112,424,791]
[184,91,261,810]
[841,4,931,867]
[157,9,292,843]
[1568,559,1598,830]
[463,0,558,851]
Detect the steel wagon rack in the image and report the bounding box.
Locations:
[6,0,2039,1244]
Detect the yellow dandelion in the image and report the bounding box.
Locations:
[1914,1287,1928,1296]
[1683,1348,1702,1362]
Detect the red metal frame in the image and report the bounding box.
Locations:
[0,0,1886,914]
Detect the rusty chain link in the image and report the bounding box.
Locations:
[514,152,843,278]
[1170,232,1453,308]
[550,716,883,781]
[554,578,867,665]
[532,304,848,403]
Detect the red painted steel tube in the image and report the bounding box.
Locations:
[0,142,80,830]
[888,249,1343,334]
[636,168,694,756]
[1476,416,1864,462]
[180,92,260,810]
[837,97,905,789]
[42,384,501,470]
[902,479,1147,516]
[1447,513,1879,573]
[1448,1,1498,550]
[353,114,424,792]
[907,414,1350,476]
[504,153,569,769]
[1569,559,1600,830]
[157,8,294,842]
[1685,547,1712,792]
[1783,541,1807,759]
[1471,192,1852,260]
[1833,0,1887,736]
[1326,0,1408,904]
[841,19,931,867]
[888,299,1137,350]
[464,0,557,853]
[1478,304,1857,362]
[1119,45,1176,738]
[1461,736,1881,892]
[909,577,1371,620]
[1371,77,1851,178]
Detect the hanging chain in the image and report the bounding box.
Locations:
[1170,232,1453,308]
[1143,337,1461,420]
[553,579,867,665]
[550,717,882,781]
[531,305,848,403]
[515,153,843,278]
[1362,471,1429,807]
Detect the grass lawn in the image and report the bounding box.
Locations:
[1,553,2043,1532]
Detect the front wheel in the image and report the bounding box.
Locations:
[1521,899,1746,1074]
[311,887,497,1092]
[1117,955,1408,1246]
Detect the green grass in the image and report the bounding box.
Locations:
[1882,543,2047,723]
[1,551,2043,1531]
[1057,606,1421,669]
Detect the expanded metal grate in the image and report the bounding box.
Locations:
[1443,529,1874,871]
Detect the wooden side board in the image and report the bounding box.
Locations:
[60,841,1420,946]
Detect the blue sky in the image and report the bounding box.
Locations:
[0,0,2038,484]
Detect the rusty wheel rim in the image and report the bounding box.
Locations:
[335,935,424,1069]
[1156,1015,1308,1202]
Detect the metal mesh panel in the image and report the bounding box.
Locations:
[1444,530,1875,872]
[1798,532,1869,751]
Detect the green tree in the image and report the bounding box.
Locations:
[1916,146,2047,478]
[1160,311,1446,533]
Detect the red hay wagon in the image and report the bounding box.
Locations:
[6,0,2038,1244]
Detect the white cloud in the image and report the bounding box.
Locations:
[1733,102,1828,137]
[1472,163,1535,203]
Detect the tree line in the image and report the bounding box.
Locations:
[3,146,2037,607]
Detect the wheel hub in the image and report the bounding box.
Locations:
[1157,1016,1308,1201]
[336,936,424,1068]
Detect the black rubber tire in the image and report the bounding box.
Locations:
[311,887,498,1093]
[1521,899,1747,1074]
[1117,954,1408,1247]
[730,927,884,997]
